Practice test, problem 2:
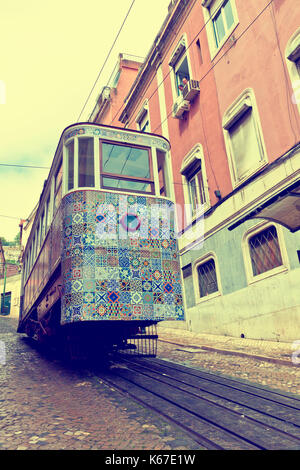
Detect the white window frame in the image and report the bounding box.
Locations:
[242,221,289,285]
[63,135,99,196]
[285,27,300,116]
[169,35,193,102]
[202,0,239,59]
[181,144,210,223]
[193,252,222,304]
[136,101,151,133]
[222,88,268,188]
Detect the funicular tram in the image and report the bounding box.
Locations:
[18,123,184,360]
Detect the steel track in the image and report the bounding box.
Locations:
[94,355,300,450]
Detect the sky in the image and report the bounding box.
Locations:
[0,0,171,241]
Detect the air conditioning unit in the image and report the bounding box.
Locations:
[182,80,200,102]
[172,96,190,119]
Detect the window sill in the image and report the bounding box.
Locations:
[196,290,222,304]
[231,161,268,190]
[247,265,289,286]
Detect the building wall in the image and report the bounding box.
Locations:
[93,0,300,341]
[93,56,142,127]
[0,273,21,319]
[181,218,300,341]
[212,0,300,169]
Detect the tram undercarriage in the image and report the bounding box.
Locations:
[23,301,158,361]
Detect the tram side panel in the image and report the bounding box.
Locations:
[19,207,63,332]
[61,190,184,325]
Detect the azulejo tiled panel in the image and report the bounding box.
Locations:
[61,190,184,324]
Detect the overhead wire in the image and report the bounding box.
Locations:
[0,215,23,220]
[108,0,202,126]
[104,0,279,195]
[152,0,276,133]
[2,0,297,221]
[1,0,278,174]
[109,0,276,195]
[0,163,50,169]
[76,0,136,122]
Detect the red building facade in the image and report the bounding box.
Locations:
[90,0,300,341]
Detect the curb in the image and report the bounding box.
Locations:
[158,338,295,367]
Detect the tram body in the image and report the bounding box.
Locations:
[18,123,184,359]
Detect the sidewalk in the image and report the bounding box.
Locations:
[157,325,297,367]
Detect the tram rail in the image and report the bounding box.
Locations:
[94,356,300,450]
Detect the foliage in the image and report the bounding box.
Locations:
[0,233,20,246]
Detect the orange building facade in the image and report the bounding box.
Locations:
[90,0,300,342]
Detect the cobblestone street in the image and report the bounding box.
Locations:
[0,317,198,451]
[0,317,299,451]
[156,326,300,396]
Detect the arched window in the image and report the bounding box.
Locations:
[242,222,289,284]
[193,252,222,303]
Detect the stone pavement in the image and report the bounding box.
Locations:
[1,316,299,450]
[156,324,300,396]
[0,317,201,451]
[157,325,296,365]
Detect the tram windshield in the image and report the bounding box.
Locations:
[64,129,170,196]
[100,141,154,194]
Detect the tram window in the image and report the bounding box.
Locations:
[41,210,45,241]
[78,138,94,187]
[157,150,168,197]
[102,177,152,193]
[66,140,74,190]
[32,235,36,263]
[55,162,62,192]
[45,195,50,233]
[53,161,62,213]
[38,220,42,248]
[100,141,154,194]
[36,222,40,249]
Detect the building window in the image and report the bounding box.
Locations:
[181,144,209,221]
[187,164,206,216]
[202,0,238,57]
[193,253,221,302]
[100,141,154,194]
[136,103,151,133]
[286,27,300,115]
[197,258,218,297]
[138,111,150,132]
[223,89,267,186]
[212,0,235,48]
[248,225,283,276]
[243,223,289,283]
[169,37,191,98]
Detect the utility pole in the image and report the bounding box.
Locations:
[1,261,7,315]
